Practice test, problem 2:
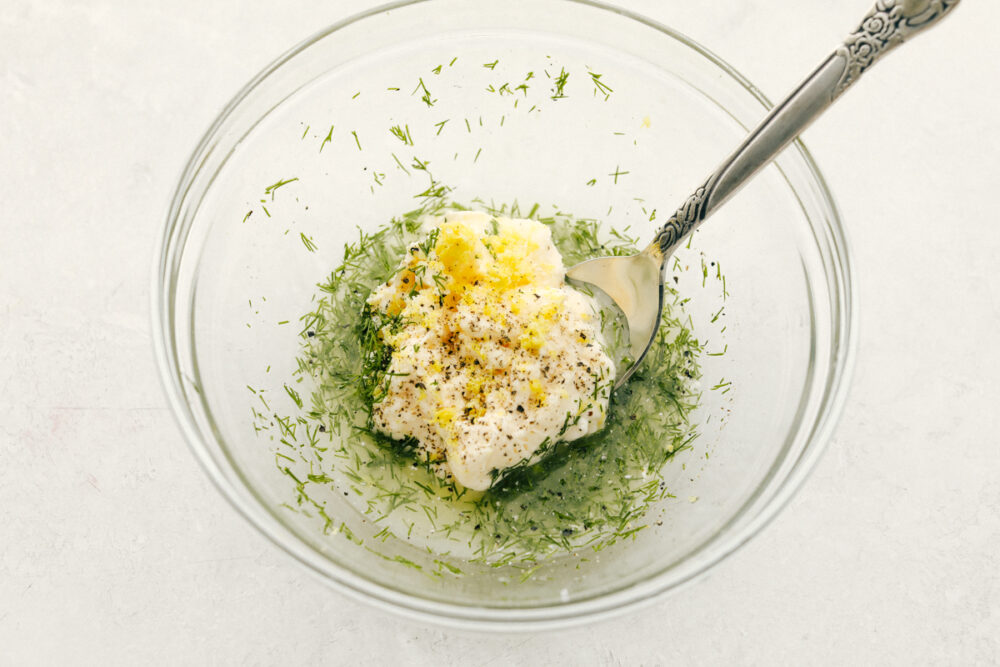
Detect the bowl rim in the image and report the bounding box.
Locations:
[152,0,858,631]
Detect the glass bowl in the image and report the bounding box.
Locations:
[153,0,856,630]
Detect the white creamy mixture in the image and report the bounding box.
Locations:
[366,211,614,490]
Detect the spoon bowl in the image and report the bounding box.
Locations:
[566,245,664,387]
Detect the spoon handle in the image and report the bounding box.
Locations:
[650,0,960,258]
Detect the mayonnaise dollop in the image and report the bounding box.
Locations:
[366,211,614,490]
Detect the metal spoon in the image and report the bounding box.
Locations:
[567,0,959,387]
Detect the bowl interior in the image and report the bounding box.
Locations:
[158,0,852,627]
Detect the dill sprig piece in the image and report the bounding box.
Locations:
[412,77,436,107]
[264,177,298,200]
[608,166,629,184]
[300,233,318,252]
[589,71,613,100]
[389,124,414,146]
[551,67,570,100]
[319,125,334,152]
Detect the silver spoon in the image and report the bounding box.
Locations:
[567,0,959,387]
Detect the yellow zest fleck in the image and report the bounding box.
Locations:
[435,218,546,293]
[519,321,545,353]
[435,407,455,429]
[434,220,482,288]
[537,300,562,322]
[387,296,405,316]
[465,375,485,397]
[529,379,546,406]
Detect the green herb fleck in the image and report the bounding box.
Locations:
[320,125,334,152]
[264,177,299,200]
[551,67,570,100]
[389,124,414,146]
[608,166,629,184]
[589,71,613,99]
[412,77,436,107]
[300,233,318,252]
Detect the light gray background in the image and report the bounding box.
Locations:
[2,1,997,664]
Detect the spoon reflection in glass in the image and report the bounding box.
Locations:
[567,0,959,387]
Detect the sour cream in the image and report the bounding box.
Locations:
[366,211,614,490]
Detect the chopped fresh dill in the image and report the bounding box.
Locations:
[320,125,334,152]
[300,233,318,252]
[711,379,732,394]
[589,71,613,99]
[483,59,499,70]
[412,77,436,107]
[391,152,410,175]
[389,124,414,146]
[264,177,298,200]
[284,383,304,408]
[608,166,629,184]
[275,200,707,569]
[551,67,570,100]
[351,130,362,151]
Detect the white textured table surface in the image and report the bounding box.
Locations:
[2,1,998,664]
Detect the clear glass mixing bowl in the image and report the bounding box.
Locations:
[153,0,856,630]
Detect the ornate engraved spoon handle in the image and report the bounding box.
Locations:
[651,0,960,258]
